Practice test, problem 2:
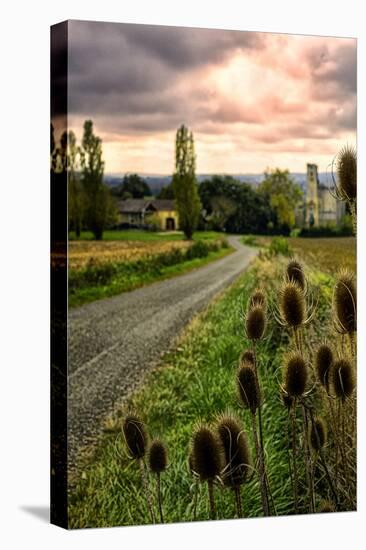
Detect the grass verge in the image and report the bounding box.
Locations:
[69,244,233,308]
[68,253,339,528]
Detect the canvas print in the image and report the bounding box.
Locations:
[50,20,357,529]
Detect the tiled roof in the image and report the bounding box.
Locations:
[118,199,175,213]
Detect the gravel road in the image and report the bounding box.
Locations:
[68,236,257,471]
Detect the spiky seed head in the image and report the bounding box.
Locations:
[148,439,168,474]
[337,144,357,201]
[319,501,335,513]
[191,426,223,482]
[334,269,356,334]
[315,344,333,391]
[310,417,327,451]
[284,352,308,398]
[216,414,251,488]
[332,358,355,400]
[240,350,255,365]
[237,364,261,413]
[279,281,305,328]
[123,415,148,460]
[246,306,266,341]
[286,260,305,291]
[249,289,267,310]
[281,389,294,410]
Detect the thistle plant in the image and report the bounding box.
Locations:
[148,439,168,523]
[333,269,356,357]
[190,425,223,520]
[309,416,338,508]
[332,144,357,234]
[122,415,155,523]
[237,360,269,515]
[282,351,309,513]
[216,413,252,517]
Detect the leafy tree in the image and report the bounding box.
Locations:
[113,174,152,199]
[172,125,201,239]
[157,181,175,199]
[68,130,83,237]
[80,120,117,240]
[199,175,273,234]
[258,169,303,232]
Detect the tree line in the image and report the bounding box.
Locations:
[51,120,304,240]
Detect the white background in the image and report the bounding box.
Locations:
[0,1,364,548]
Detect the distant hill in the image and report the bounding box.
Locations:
[104,172,334,195]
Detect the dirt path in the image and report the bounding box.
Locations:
[68,236,257,471]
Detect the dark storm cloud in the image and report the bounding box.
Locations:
[67,20,265,128]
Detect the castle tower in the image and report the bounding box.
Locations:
[305,163,319,227]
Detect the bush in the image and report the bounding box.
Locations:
[185,240,210,260]
[242,235,257,247]
[268,236,292,257]
[299,217,353,237]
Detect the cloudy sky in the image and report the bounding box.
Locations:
[67,20,356,175]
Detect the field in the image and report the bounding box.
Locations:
[69,230,222,242]
[68,231,232,307]
[68,236,356,527]
[242,235,356,274]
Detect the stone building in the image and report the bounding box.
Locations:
[118,199,179,231]
[296,163,345,227]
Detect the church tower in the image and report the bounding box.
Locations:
[305,163,319,227]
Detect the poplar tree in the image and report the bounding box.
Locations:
[172,125,201,240]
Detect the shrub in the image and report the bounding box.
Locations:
[268,236,291,256]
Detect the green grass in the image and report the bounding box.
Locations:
[69,230,224,242]
[69,255,337,528]
[69,245,233,308]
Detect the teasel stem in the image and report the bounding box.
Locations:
[301,404,314,513]
[251,412,269,515]
[139,459,155,524]
[318,449,339,509]
[156,473,164,523]
[193,481,198,521]
[349,200,357,236]
[234,486,243,518]
[327,394,340,492]
[207,480,216,520]
[253,344,271,513]
[291,400,299,513]
[340,401,351,491]
[286,410,295,497]
[348,332,356,359]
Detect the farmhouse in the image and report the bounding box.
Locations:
[118,199,179,231]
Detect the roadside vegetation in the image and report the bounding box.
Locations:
[69,236,231,308]
[69,235,356,526]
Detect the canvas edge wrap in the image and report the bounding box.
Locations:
[50,20,68,529]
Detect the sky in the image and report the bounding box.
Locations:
[65,20,357,175]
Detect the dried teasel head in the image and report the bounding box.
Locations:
[332,358,355,400]
[310,417,327,452]
[280,388,294,411]
[246,305,266,341]
[315,344,334,392]
[123,415,148,460]
[249,288,267,310]
[237,363,261,413]
[216,413,251,488]
[286,260,306,292]
[283,352,308,398]
[279,281,306,328]
[148,439,168,474]
[336,144,357,202]
[240,350,255,365]
[333,269,356,334]
[191,425,223,482]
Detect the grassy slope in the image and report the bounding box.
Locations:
[69,254,335,528]
[69,246,233,308]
